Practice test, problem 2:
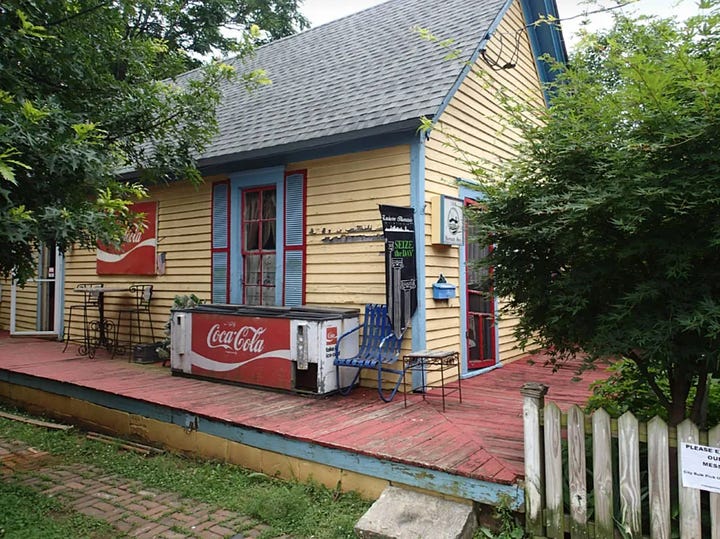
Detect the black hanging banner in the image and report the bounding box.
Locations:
[379,205,418,337]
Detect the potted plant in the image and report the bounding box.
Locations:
[156,294,205,364]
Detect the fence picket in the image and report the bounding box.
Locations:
[677,419,702,539]
[521,383,548,537]
[567,405,588,539]
[619,412,642,537]
[522,392,720,539]
[544,402,563,538]
[592,409,613,539]
[647,417,670,539]
[710,424,720,539]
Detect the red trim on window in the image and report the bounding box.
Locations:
[211,180,230,302]
[241,186,277,305]
[284,169,307,305]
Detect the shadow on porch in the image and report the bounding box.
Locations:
[0,331,609,507]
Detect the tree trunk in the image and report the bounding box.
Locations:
[668,368,692,427]
[690,370,709,428]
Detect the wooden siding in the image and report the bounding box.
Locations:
[289,146,410,310]
[61,180,218,345]
[289,146,412,387]
[0,279,8,330]
[424,0,545,364]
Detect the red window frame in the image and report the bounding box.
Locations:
[241,186,277,305]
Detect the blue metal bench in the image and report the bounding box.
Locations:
[333,304,405,402]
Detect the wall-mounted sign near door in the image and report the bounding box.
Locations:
[97,201,158,275]
[431,195,464,246]
[379,205,417,338]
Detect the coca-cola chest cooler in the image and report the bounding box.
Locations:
[170,304,360,395]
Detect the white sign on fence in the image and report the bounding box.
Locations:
[680,442,720,494]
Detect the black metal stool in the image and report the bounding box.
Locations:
[113,284,155,360]
[63,283,103,356]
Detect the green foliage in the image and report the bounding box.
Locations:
[0,404,370,538]
[0,0,305,284]
[475,495,526,539]
[156,293,205,360]
[587,359,720,425]
[459,2,720,423]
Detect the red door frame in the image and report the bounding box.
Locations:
[464,199,496,370]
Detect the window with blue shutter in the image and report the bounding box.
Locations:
[284,170,306,306]
[211,181,230,303]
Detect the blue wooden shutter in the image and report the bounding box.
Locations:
[211,181,230,303]
[284,171,306,306]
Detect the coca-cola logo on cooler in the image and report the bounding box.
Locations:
[207,324,266,354]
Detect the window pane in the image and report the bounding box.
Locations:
[245,286,260,306]
[244,191,259,220]
[262,190,276,219]
[262,221,276,250]
[262,286,276,306]
[245,255,260,284]
[262,255,276,285]
[244,223,259,251]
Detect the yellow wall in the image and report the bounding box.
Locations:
[424,0,545,364]
[290,146,410,309]
[0,279,43,333]
[60,179,220,346]
[290,146,413,388]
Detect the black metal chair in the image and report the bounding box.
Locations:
[113,284,155,360]
[63,283,104,356]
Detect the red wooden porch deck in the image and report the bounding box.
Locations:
[0,332,608,489]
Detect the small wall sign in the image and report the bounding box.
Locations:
[680,442,720,494]
[431,195,463,246]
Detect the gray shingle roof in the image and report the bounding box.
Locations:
[195,0,508,165]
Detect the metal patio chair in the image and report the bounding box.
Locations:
[333,303,405,402]
[113,284,155,360]
[63,282,104,356]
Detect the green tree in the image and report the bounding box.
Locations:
[465,2,720,425]
[0,0,305,284]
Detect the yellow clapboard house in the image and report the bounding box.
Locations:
[0,0,566,387]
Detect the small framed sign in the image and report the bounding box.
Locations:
[431,195,463,246]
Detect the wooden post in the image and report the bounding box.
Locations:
[677,419,702,539]
[710,423,720,539]
[521,382,548,537]
[567,405,588,539]
[618,411,642,537]
[647,416,670,539]
[544,402,563,538]
[592,409,613,539]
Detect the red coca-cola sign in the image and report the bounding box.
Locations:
[97,201,158,275]
[326,326,337,346]
[189,313,292,390]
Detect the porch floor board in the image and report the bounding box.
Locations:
[0,332,608,486]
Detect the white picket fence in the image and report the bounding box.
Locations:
[521,382,720,538]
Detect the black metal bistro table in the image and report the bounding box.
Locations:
[403,350,462,412]
[71,285,129,358]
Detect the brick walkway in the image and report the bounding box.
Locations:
[0,438,291,539]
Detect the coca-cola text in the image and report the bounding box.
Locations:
[207,324,266,353]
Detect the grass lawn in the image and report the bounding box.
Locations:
[0,403,371,538]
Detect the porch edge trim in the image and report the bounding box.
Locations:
[0,369,523,509]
